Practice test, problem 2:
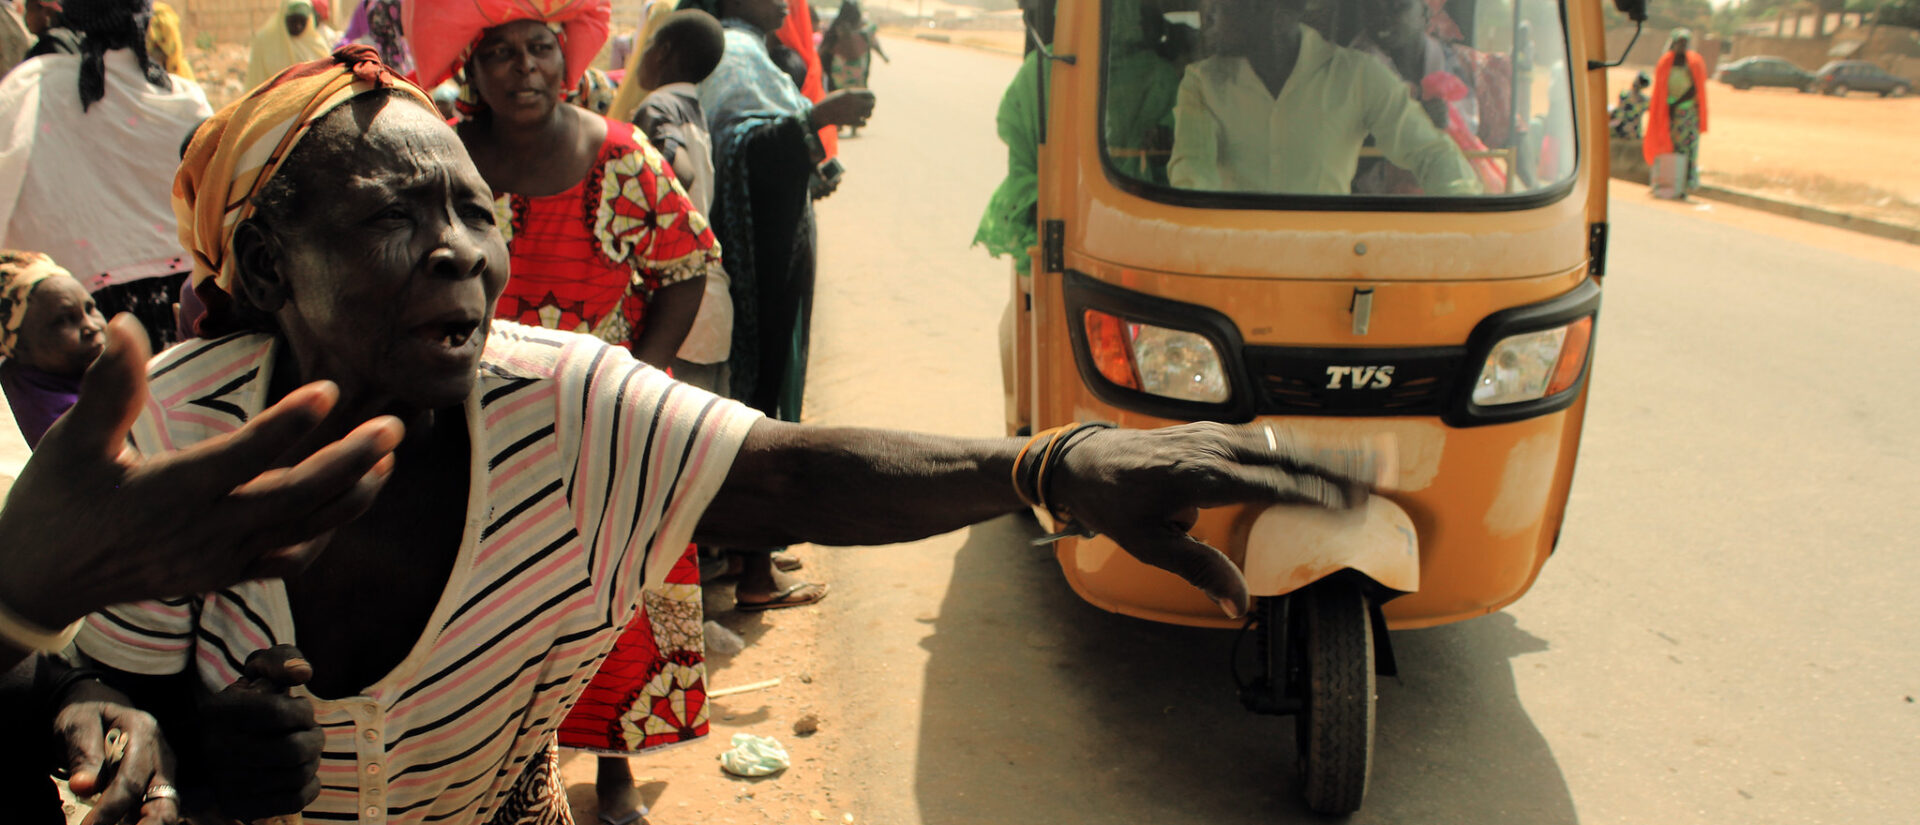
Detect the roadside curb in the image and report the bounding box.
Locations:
[1688,185,1920,246]
[1608,140,1917,246]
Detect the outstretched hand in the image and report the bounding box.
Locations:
[1053,422,1388,619]
[0,315,403,633]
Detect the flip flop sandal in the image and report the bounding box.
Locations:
[735,581,829,612]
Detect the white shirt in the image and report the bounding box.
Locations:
[1168,25,1479,196]
[0,50,211,287]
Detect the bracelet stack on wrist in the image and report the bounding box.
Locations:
[0,593,81,654]
[1011,422,1114,543]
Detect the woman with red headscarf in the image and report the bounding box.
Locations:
[409,2,725,821]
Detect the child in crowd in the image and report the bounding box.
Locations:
[634,8,822,613]
[633,9,728,394]
[0,250,105,448]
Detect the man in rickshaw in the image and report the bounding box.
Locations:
[1167,0,1480,195]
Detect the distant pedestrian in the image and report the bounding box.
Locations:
[246,0,332,87]
[1610,70,1650,139]
[1643,28,1707,196]
[819,0,886,135]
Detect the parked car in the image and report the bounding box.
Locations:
[1717,56,1815,91]
[1811,60,1913,97]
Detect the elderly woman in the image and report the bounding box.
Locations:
[74,48,1373,823]
[0,0,211,352]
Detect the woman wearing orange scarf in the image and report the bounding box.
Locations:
[1642,27,1708,196]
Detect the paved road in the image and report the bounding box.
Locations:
[798,36,1920,825]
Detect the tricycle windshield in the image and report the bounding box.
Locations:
[1100,0,1579,205]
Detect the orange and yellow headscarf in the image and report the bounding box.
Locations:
[173,45,436,330]
[0,250,69,359]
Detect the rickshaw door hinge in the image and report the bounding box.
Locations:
[1588,222,1609,278]
[1042,220,1066,273]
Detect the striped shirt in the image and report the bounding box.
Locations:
[76,321,761,824]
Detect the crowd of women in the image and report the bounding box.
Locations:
[0,1,1386,823]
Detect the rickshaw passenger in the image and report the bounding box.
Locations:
[1166,0,1478,195]
[1104,0,1183,184]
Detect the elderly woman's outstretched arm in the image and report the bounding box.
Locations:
[698,419,1380,617]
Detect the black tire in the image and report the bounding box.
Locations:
[1832,83,1849,96]
[1293,580,1376,815]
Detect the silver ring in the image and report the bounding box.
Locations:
[142,783,180,804]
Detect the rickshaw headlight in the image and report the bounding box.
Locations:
[1131,324,1231,403]
[1471,317,1594,406]
[1081,309,1231,404]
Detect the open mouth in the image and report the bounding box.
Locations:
[431,319,481,349]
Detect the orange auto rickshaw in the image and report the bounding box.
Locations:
[1003,0,1644,812]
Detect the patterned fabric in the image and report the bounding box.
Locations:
[0,249,63,359]
[826,35,871,91]
[145,1,194,81]
[406,0,612,92]
[489,118,720,757]
[1668,102,1701,189]
[556,549,709,754]
[567,66,616,114]
[492,119,719,350]
[1610,87,1648,139]
[342,0,413,77]
[75,321,763,824]
[172,46,433,323]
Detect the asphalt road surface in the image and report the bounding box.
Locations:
[795,36,1920,825]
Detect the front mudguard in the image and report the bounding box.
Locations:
[1243,497,1420,598]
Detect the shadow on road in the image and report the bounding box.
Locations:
[912,515,1577,825]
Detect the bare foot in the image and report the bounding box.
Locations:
[595,756,645,824]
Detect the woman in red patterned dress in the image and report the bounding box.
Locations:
[408,2,721,821]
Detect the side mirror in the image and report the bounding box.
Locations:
[1613,0,1648,23]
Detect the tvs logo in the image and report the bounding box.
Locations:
[1325,366,1395,389]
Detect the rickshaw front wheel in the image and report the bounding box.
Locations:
[1294,579,1377,815]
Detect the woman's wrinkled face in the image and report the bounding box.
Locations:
[470,20,567,124]
[256,100,510,412]
[11,276,106,376]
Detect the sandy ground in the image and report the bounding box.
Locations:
[1604,67,1920,228]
